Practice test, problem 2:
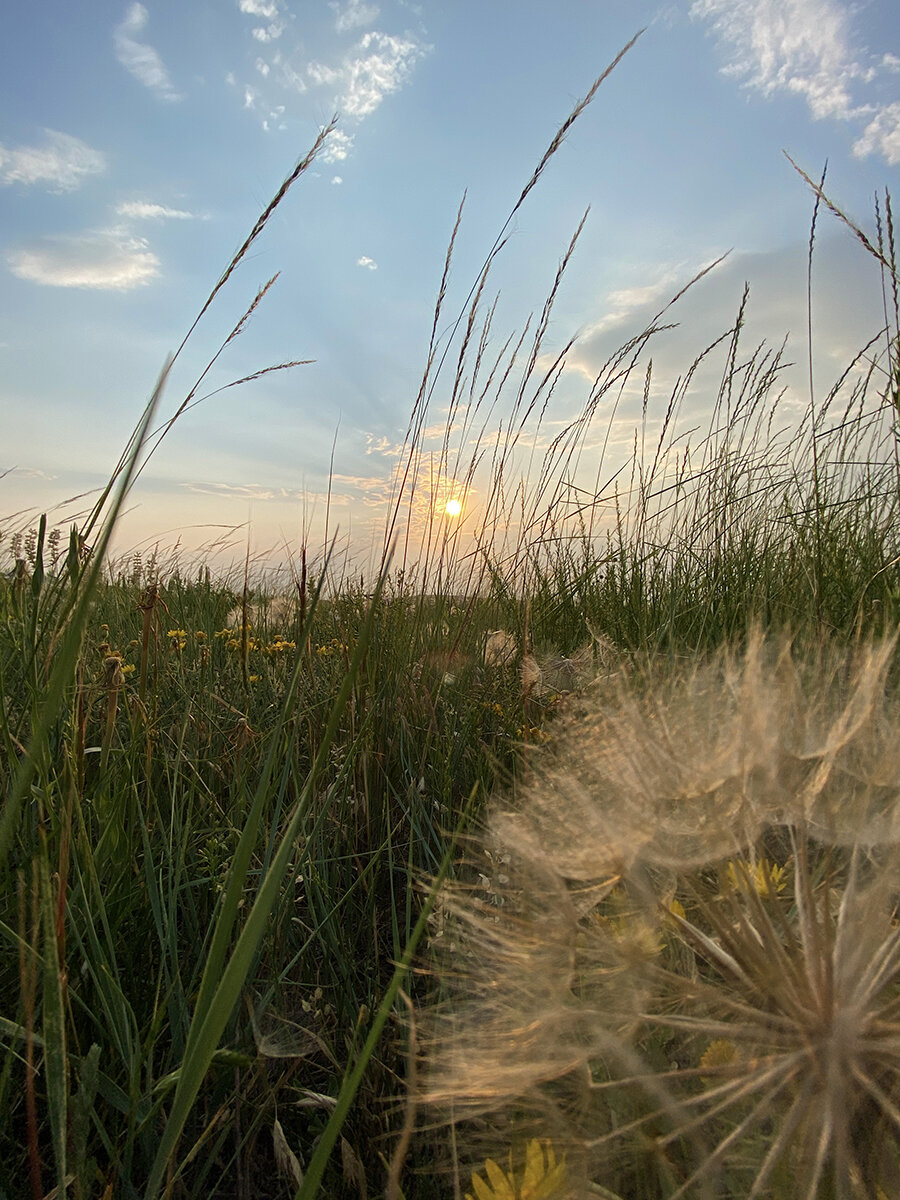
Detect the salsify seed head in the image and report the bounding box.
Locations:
[424,633,900,1199]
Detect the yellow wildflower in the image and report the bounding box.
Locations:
[466,1141,568,1200]
[700,1038,740,1088]
[724,857,786,896]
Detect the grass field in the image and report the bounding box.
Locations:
[3,44,900,1199]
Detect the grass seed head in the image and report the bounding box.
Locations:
[425,633,900,1199]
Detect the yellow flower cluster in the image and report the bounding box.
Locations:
[316,637,351,658]
[724,856,787,896]
[516,724,549,743]
[263,637,296,655]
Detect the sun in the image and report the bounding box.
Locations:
[444,498,462,518]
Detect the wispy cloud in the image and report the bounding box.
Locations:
[692,0,900,164]
[252,24,283,43]
[238,0,285,42]
[183,480,356,509]
[183,481,287,500]
[854,101,900,167]
[332,472,394,506]
[308,30,430,118]
[356,255,378,270]
[261,105,286,132]
[0,130,105,192]
[578,267,684,340]
[115,200,196,220]
[238,0,279,15]
[8,467,58,481]
[320,129,354,162]
[8,229,159,291]
[114,3,181,102]
[330,0,380,34]
[364,434,403,457]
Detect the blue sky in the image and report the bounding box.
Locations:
[2,0,898,571]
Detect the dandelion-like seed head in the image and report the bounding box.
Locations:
[425,634,900,1199]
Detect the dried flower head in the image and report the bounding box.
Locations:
[425,634,900,1199]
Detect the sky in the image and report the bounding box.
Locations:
[1,0,898,576]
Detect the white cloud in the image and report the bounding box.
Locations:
[308,30,429,119]
[331,175,343,184]
[0,130,105,192]
[237,1,285,42]
[691,0,900,163]
[580,269,683,338]
[356,256,378,269]
[330,0,380,33]
[115,200,195,220]
[271,52,307,93]
[365,434,401,457]
[238,0,279,15]
[113,3,181,102]
[853,102,900,166]
[244,85,257,109]
[262,105,286,132]
[691,0,859,119]
[307,61,341,87]
[9,229,160,291]
[320,128,354,162]
[252,23,284,42]
[255,57,270,76]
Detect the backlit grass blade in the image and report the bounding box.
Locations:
[0,363,168,872]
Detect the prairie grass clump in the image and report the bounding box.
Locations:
[425,634,900,1199]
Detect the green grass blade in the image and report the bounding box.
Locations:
[0,363,168,873]
[39,839,67,1196]
[294,784,479,1200]
[144,566,387,1198]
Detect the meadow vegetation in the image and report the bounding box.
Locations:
[2,34,900,1199]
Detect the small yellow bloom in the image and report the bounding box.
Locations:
[725,857,786,896]
[516,725,549,743]
[466,1140,567,1200]
[700,1038,740,1088]
[195,630,207,641]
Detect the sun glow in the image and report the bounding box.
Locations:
[444,498,462,517]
